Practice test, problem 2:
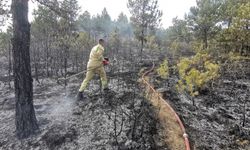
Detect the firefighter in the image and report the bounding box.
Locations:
[77,39,109,100]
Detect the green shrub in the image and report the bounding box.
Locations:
[176,52,220,96]
[157,59,169,79]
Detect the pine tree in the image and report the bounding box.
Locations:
[127,0,162,58]
[116,12,132,38]
[187,0,222,49]
[32,4,60,77]
[11,0,38,138]
[77,11,92,35]
[59,0,80,84]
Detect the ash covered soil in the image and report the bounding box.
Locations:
[0,71,168,150]
[153,60,250,150]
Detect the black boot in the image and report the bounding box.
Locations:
[103,87,110,93]
[76,92,83,101]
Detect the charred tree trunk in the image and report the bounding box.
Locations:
[203,28,208,49]
[45,37,49,77]
[140,29,144,61]
[54,53,59,77]
[34,62,40,83]
[11,0,39,139]
[74,52,79,72]
[8,40,12,89]
[140,29,145,61]
[64,47,68,86]
[34,47,40,84]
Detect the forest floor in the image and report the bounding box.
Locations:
[0,66,168,150]
[0,56,250,150]
[150,59,250,150]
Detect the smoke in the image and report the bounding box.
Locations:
[49,87,76,121]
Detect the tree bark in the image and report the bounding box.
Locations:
[140,29,144,61]
[203,28,208,49]
[8,40,12,89]
[34,47,40,84]
[45,37,49,77]
[64,47,68,86]
[11,0,39,139]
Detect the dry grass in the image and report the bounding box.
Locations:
[143,76,185,150]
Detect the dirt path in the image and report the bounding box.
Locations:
[141,68,188,150]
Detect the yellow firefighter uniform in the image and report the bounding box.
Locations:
[79,44,108,92]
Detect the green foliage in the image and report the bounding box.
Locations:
[228,52,250,61]
[187,0,222,48]
[73,31,94,51]
[77,11,92,33]
[164,18,194,57]
[191,41,204,53]
[223,2,249,54]
[167,18,191,43]
[32,5,59,38]
[146,35,159,50]
[127,0,162,32]
[59,0,79,32]
[157,59,169,79]
[115,12,133,38]
[109,28,121,55]
[77,11,132,38]
[214,1,249,55]
[163,0,250,64]
[0,32,9,55]
[170,40,181,52]
[176,52,220,97]
[127,0,162,53]
[91,8,113,36]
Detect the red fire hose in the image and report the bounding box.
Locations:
[142,63,190,150]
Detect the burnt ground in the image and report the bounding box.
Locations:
[0,70,168,150]
[1,53,249,150]
[152,60,250,150]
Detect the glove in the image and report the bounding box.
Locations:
[103,60,109,65]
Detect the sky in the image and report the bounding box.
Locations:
[28,0,197,28]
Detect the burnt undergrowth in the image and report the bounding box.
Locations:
[151,59,250,150]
